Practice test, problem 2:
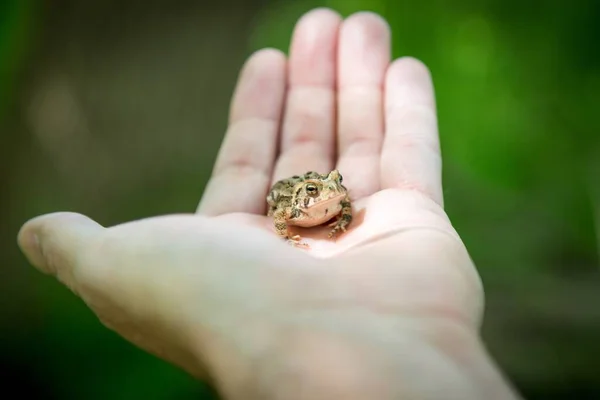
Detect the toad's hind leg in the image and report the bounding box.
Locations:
[328,197,352,239]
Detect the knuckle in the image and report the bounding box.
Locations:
[72,235,115,291]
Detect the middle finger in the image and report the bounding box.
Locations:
[271,8,342,183]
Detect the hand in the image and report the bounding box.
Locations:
[18,8,521,400]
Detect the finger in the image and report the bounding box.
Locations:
[17,212,103,291]
[335,12,390,200]
[272,8,341,183]
[197,48,287,216]
[381,57,443,206]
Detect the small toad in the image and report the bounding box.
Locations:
[266,170,352,247]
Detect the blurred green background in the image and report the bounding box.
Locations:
[1,0,598,398]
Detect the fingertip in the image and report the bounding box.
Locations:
[338,11,391,87]
[230,47,287,124]
[387,57,433,87]
[385,56,436,113]
[245,47,287,69]
[343,10,391,35]
[390,56,429,69]
[288,7,342,86]
[17,212,102,277]
[239,47,287,92]
[19,211,101,236]
[293,7,343,47]
[17,220,46,274]
[299,7,343,25]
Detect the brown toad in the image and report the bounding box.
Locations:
[266,170,352,247]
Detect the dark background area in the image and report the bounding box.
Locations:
[1,0,599,398]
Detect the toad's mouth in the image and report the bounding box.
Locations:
[302,194,345,210]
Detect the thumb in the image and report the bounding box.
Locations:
[17,212,103,289]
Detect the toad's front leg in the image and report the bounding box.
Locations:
[272,208,308,248]
[328,196,352,239]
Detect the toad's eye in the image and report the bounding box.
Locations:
[338,174,343,183]
[306,184,319,196]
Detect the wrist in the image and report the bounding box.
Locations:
[208,315,521,400]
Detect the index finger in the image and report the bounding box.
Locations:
[380,57,443,206]
[197,49,287,216]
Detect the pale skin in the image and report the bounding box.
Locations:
[17,8,523,400]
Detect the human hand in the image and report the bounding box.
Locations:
[18,8,521,400]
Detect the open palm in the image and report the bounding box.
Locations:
[18,9,508,399]
[194,8,484,313]
[187,8,486,384]
[201,10,455,256]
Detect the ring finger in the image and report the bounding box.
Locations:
[335,12,391,200]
